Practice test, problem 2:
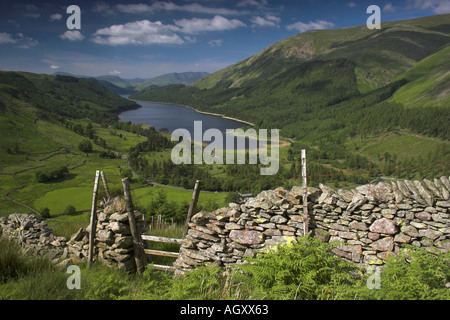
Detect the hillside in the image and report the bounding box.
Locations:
[135,72,209,91]
[388,45,450,108]
[194,14,450,93]
[0,71,172,217]
[130,14,450,188]
[131,14,449,139]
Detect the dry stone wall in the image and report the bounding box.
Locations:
[0,197,146,272]
[174,176,450,273]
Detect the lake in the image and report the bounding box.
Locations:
[119,96,249,135]
[119,96,261,150]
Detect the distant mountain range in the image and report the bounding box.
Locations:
[53,71,209,94]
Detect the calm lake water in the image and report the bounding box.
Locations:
[120,96,248,134]
[119,96,257,150]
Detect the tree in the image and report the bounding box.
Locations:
[40,207,50,219]
[78,139,93,154]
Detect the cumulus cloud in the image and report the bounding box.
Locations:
[174,16,246,34]
[50,65,59,69]
[408,0,450,14]
[0,32,38,48]
[116,1,248,15]
[60,30,85,42]
[93,2,116,16]
[251,15,280,28]
[91,20,184,45]
[0,32,17,45]
[208,39,223,47]
[286,20,335,33]
[109,69,121,75]
[50,13,62,21]
[383,3,397,13]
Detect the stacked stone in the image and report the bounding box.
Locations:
[174,186,321,273]
[298,177,450,265]
[0,213,68,261]
[175,176,450,273]
[67,197,146,272]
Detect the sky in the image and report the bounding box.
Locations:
[0,0,449,79]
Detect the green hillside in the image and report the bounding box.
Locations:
[388,45,450,108]
[194,14,449,93]
[130,14,450,187]
[135,72,209,91]
[0,71,176,218]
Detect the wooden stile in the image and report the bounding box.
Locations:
[100,171,110,200]
[87,170,100,269]
[183,180,202,238]
[301,149,309,236]
[122,178,146,275]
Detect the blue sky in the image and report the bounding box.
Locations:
[0,0,448,79]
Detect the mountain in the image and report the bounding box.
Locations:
[131,14,449,141]
[0,72,139,123]
[194,14,449,94]
[54,72,209,94]
[135,72,209,91]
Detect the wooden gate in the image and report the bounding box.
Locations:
[141,235,183,272]
[141,180,202,272]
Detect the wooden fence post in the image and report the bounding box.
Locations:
[88,170,100,269]
[100,171,110,200]
[301,150,309,236]
[183,180,202,238]
[122,178,146,275]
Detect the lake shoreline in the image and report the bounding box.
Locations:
[127,97,255,127]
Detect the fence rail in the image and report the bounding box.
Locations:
[141,234,183,272]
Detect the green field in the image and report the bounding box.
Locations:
[132,185,228,210]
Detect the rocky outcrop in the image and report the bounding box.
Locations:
[175,176,450,273]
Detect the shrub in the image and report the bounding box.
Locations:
[78,139,93,153]
[64,205,77,215]
[339,245,450,300]
[40,207,50,219]
[235,236,359,300]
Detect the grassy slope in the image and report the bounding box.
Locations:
[388,45,450,108]
[0,72,227,220]
[194,14,449,93]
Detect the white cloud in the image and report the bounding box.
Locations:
[93,2,116,16]
[383,3,397,13]
[286,20,335,33]
[208,39,223,47]
[116,1,249,16]
[23,13,40,19]
[50,13,62,21]
[237,0,269,8]
[175,16,247,34]
[109,69,121,75]
[346,2,357,8]
[91,20,184,45]
[0,32,17,45]
[0,32,38,49]
[60,30,85,42]
[408,0,450,14]
[251,15,280,28]
[50,65,59,69]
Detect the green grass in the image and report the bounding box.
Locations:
[351,131,450,163]
[132,185,229,209]
[388,45,450,108]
